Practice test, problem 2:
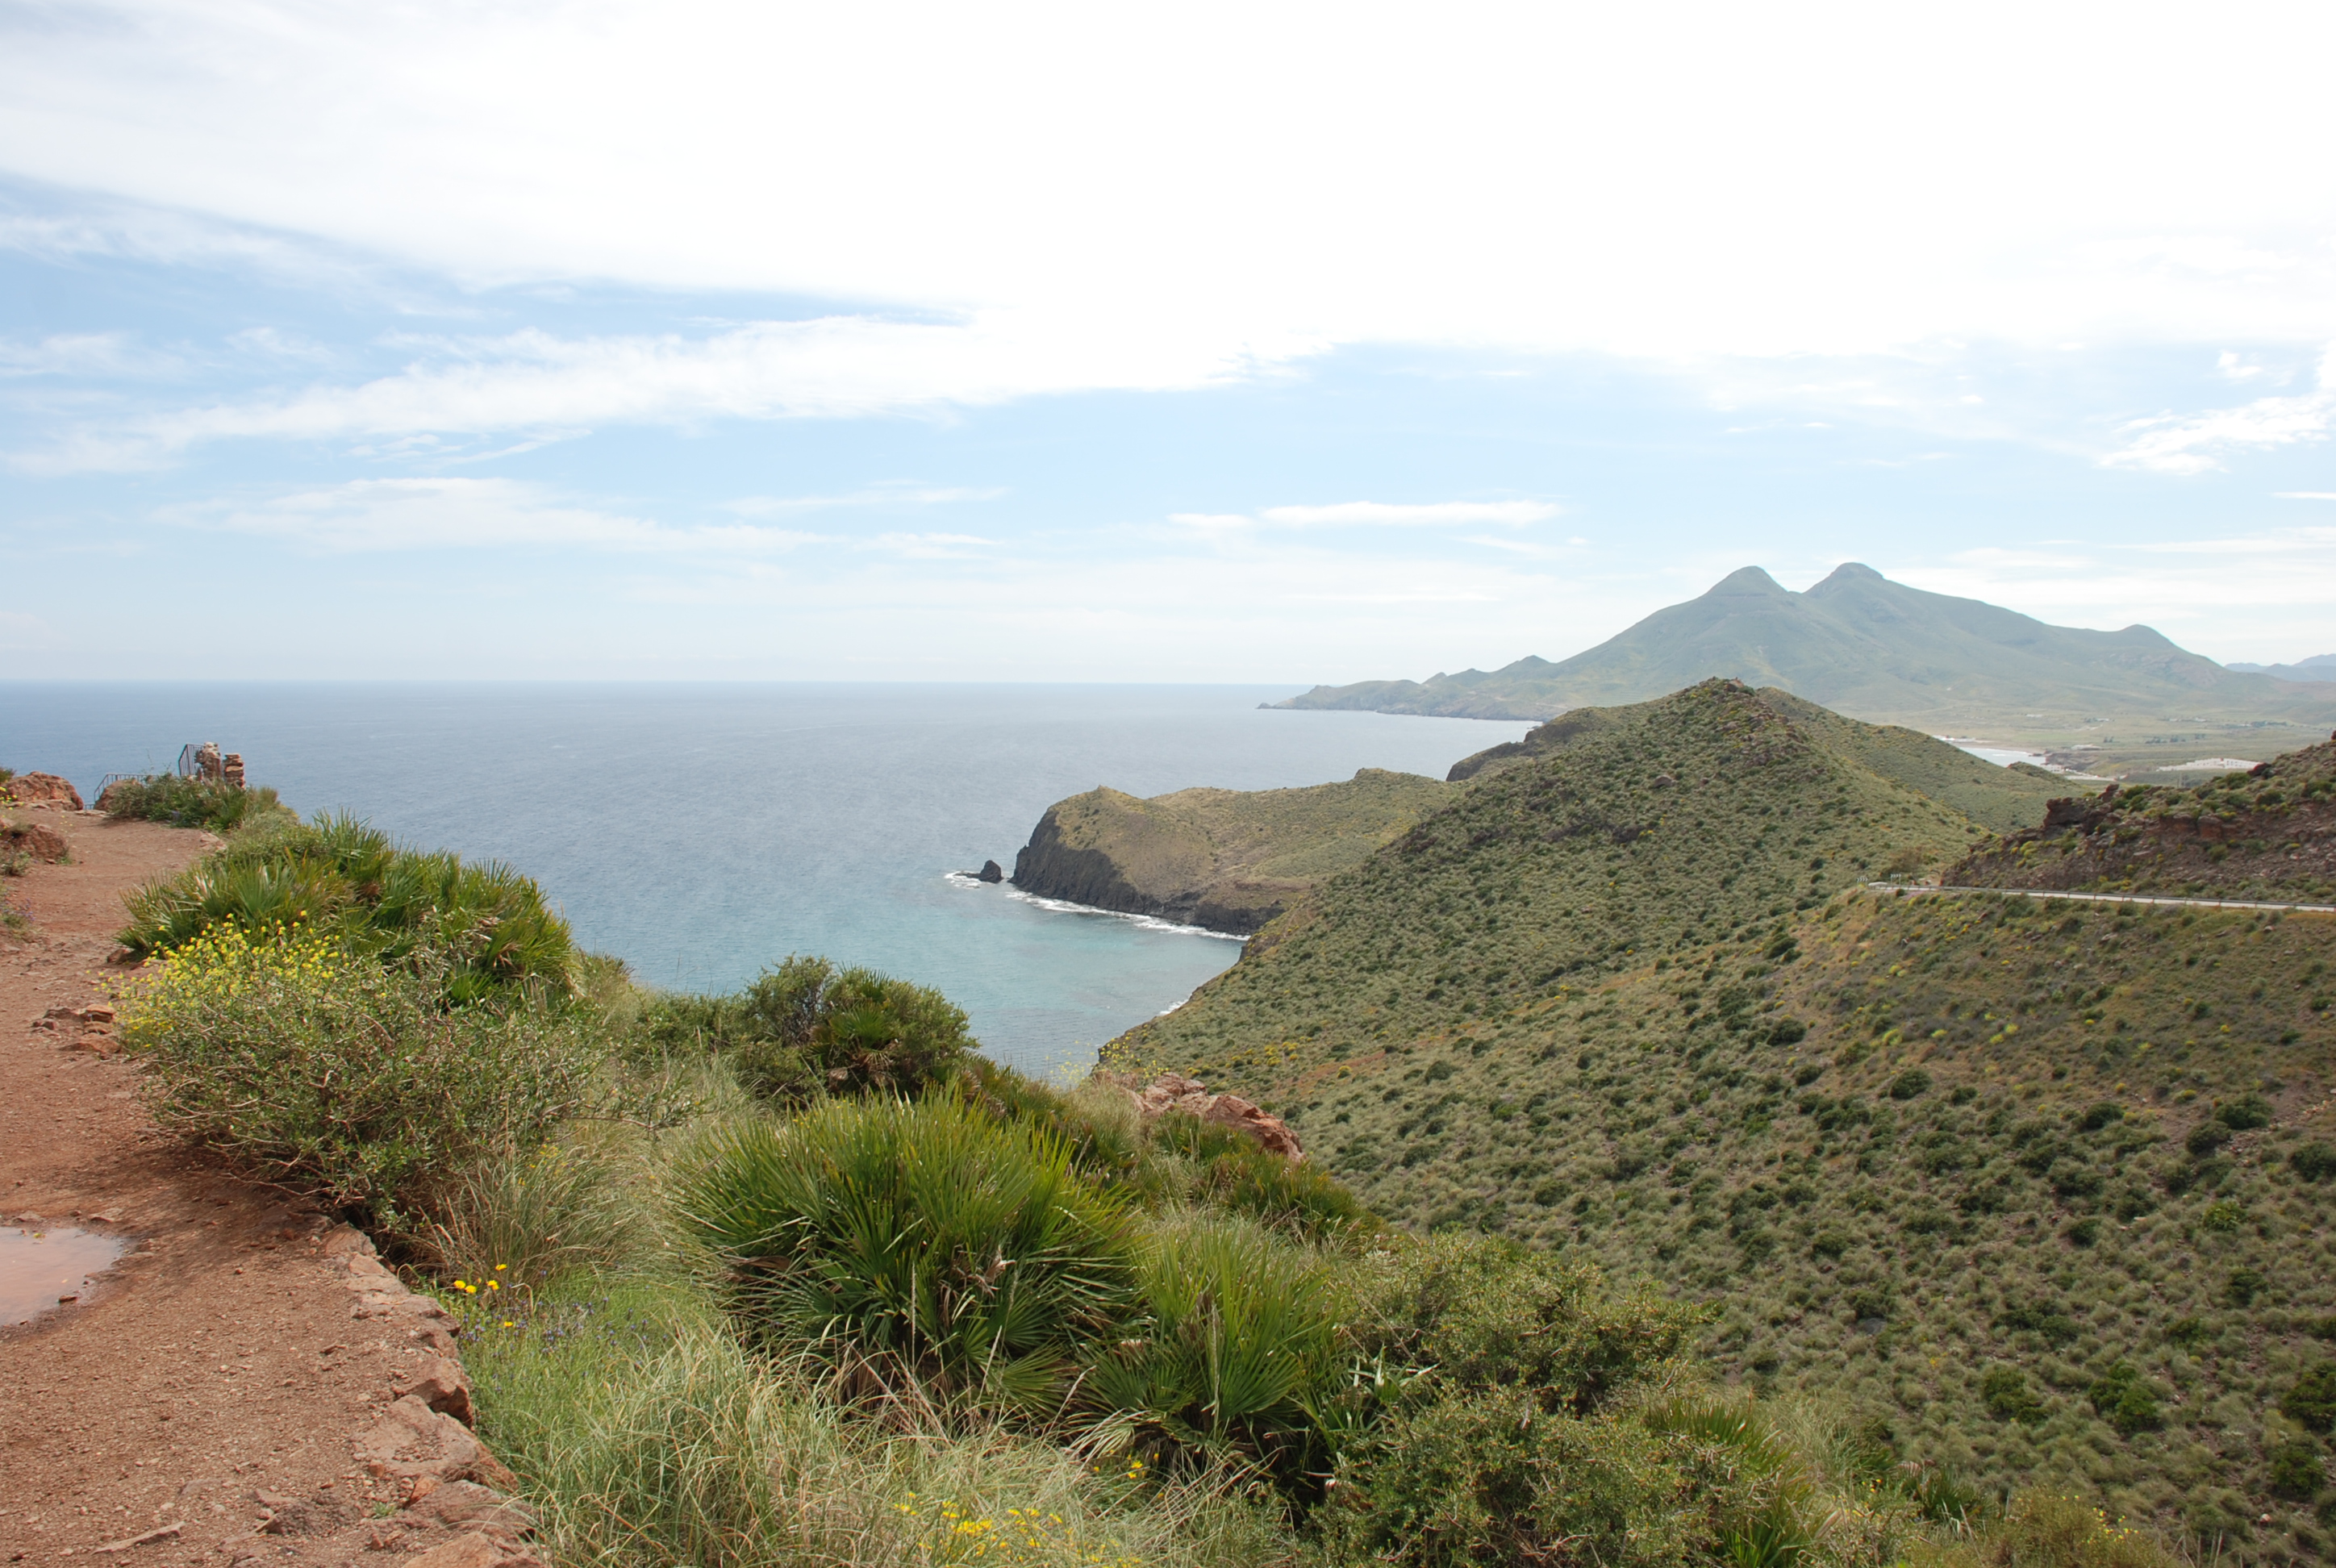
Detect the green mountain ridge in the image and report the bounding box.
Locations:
[1277,565,2336,774]
[1104,683,2336,1553]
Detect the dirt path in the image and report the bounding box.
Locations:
[1,807,529,1567]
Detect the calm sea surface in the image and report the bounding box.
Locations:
[1,684,1528,1075]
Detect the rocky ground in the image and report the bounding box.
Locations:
[0,806,536,1568]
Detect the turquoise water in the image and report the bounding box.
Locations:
[1,684,1527,1074]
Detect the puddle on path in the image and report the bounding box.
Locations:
[1,1225,128,1325]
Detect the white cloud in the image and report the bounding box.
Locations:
[0,332,167,377]
[1258,501,1561,528]
[2102,345,2336,474]
[3,0,2334,379]
[163,477,832,555]
[870,532,994,559]
[1168,500,1562,533]
[724,486,1002,517]
[11,314,1294,472]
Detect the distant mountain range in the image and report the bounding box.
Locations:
[1274,565,2336,755]
[2228,653,2336,682]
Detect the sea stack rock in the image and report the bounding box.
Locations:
[977,859,1004,883]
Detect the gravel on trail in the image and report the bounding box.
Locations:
[1,806,536,1567]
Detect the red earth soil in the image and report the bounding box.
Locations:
[1,806,533,1567]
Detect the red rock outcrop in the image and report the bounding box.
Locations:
[3,818,69,862]
[1120,1071,1304,1160]
[5,772,84,810]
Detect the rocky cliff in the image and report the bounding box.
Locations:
[1010,768,1452,936]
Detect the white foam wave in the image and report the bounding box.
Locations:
[984,881,1246,941]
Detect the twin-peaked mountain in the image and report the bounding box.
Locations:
[1274,565,2334,773]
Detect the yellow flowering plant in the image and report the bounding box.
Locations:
[115,921,591,1226]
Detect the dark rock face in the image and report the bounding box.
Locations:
[1012,807,1174,913]
[1010,804,1287,935]
[976,859,1004,883]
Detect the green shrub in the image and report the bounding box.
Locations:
[404,1137,649,1292]
[957,1059,1152,1183]
[1911,1491,2180,1568]
[457,1282,1278,1568]
[117,925,591,1224]
[1890,1069,1934,1101]
[2217,1095,2274,1131]
[2185,1122,2231,1157]
[2000,1301,2079,1346]
[2270,1437,2326,1499]
[101,774,290,833]
[2292,1142,2336,1182]
[2283,1362,2336,1434]
[118,811,572,1001]
[1312,1236,1712,1562]
[1315,1386,1708,1568]
[647,956,975,1103]
[678,1095,1139,1414]
[2087,1362,2163,1435]
[2225,1266,2267,1307]
[1982,1366,2047,1424]
[1139,1113,1373,1240]
[1078,1216,1340,1482]
[1344,1235,1704,1413]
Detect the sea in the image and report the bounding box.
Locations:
[0,684,1530,1078]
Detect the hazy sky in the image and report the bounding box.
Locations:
[5,1,2334,681]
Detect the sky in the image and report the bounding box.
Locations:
[3,0,2334,682]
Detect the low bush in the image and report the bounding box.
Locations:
[2087,1362,2163,1436]
[1078,1216,1341,1483]
[1136,1113,1373,1241]
[1981,1366,2047,1424]
[679,1095,1140,1415]
[116,924,593,1225]
[101,774,291,834]
[645,955,976,1102]
[452,1279,1283,1568]
[2284,1363,2336,1434]
[1311,1240,1815,1568]
[2271,1437,2327,1500]
[403,1136,650,1292]
[2294,1142,2336,1182]
[119,811,573,1001]
[1909,1492,2180,1568]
